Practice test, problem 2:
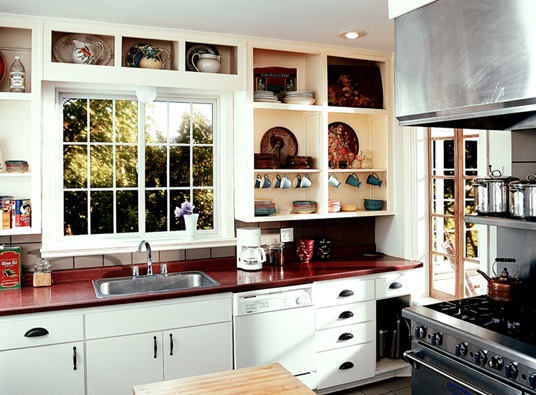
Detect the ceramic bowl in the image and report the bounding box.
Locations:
[364,199,384,210]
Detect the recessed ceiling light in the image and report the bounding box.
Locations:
[339,30,367,40]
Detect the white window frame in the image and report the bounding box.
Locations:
[41,83,235,258]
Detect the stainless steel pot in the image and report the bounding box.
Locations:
[472,168,519,215]
[509,174,536,219]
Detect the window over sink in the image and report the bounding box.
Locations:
[41,85,235,257]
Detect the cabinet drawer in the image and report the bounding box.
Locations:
[316,300,375,329]
[316,342,375,389]
[86,295,231,339]
[375,269,419,300]
[0,314,83,350]
[315,278,374,308]
[315,321,375,352]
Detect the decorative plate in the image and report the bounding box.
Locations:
[125,43,152,67]
[260,127,298,165]
[53,34,112,65]
[328,122,359,169]
[0,50,5,84]
[186,43,219,71]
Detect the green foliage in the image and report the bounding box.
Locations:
[62,97,214,236]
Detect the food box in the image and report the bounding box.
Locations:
[0,246,22,289]
[12,198,31,227]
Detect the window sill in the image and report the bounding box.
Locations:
[41,236,237,258]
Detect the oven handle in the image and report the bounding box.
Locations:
[403,351,491,395]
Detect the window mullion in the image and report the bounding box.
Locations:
[138,102,146,234]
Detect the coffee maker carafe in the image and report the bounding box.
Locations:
[237,227,266,271]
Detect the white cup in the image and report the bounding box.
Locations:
[328,174,341,188]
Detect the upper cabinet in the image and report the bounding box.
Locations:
[234,40,394,222]
[0,17,42,236]
[42,21,245,92]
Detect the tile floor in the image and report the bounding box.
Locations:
[330,377,412,395]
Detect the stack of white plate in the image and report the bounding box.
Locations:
[254,91,280,103]
[283,91,315,105]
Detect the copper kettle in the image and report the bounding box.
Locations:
[477,258,522,302]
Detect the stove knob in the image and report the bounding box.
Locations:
[431,332,443,346]
[455,342,468,356]
[505,363,519,379]
[488,356,503,370]
[414,326,427,339]
[529,373,536,389]
[475,350,487,365]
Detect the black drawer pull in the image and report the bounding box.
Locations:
[338,289,354,298]
[338,332,354,341]
[169,333,174,356]
[389,282,402,289]
[24,327,49,337]
[73,346,77,370]
[339,361,354,370]
[338,311,354,319]
[153,336,158,359]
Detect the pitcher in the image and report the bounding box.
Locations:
[72,39,105,65]
[138,46,170,70]
[192,53,222,73]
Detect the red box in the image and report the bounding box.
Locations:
[0,247,22,289]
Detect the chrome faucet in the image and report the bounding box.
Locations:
[137,240,153,275]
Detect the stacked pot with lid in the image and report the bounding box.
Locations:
[472,166,536,220]
[472,167,518,216]
[509,174,536,219]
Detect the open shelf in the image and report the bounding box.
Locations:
[465,214,536,231]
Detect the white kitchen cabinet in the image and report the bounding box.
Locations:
[0,312,85,395]
[0,17,42,236]
[314,277,376,390]
[234,41,393,222]
[85,294,233,395]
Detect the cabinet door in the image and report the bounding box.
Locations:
[0,341,84,395]
[163,321,233,380]
[86,332,163,395]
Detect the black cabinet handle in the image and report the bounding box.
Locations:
[153,336,158,359]
[338,289,354,298]
[338,311,354,319]
[389,282,402,289]
[24,327,49,337]
[73,346,77,370]
[169,333,174,356]
[338,332,354,341]
[339,361,354,370]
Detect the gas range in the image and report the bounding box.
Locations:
[403,296,536,394]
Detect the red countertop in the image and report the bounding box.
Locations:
[0,255,422,316]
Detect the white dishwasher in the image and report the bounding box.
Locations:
[233,284,316,389]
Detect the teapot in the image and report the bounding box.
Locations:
[72,39,105,65]
[137,45,170,70]
[192,53,222,73]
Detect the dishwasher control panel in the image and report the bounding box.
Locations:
[233,285,313,316]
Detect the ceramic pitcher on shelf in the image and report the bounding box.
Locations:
[138,46,170,69]
[192,53,222,73]
[71,39,105,65]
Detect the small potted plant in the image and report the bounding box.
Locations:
[174,200,198,239]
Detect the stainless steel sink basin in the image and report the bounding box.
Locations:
[92,271,220,298]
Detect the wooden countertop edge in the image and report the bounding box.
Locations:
[0,256,423,316]
[132,363,315,395]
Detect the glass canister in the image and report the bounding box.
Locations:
[269,240,285,266]
[33,259,52,287]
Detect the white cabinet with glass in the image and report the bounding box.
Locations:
[234,41,393,222]
[0,17,42,236]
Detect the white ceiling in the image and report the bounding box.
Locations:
[0,0,395,53]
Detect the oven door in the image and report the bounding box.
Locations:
[404,342,523,395]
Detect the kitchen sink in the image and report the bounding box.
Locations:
[92,271,220,298]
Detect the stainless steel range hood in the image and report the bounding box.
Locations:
[394,0,536,130]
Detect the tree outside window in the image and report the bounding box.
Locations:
[62,97,214,237]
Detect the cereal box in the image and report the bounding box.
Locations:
[0,246,22,289]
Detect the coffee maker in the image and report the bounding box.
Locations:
[236,227,266,271]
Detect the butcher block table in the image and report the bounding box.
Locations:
[132,363,315,395]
